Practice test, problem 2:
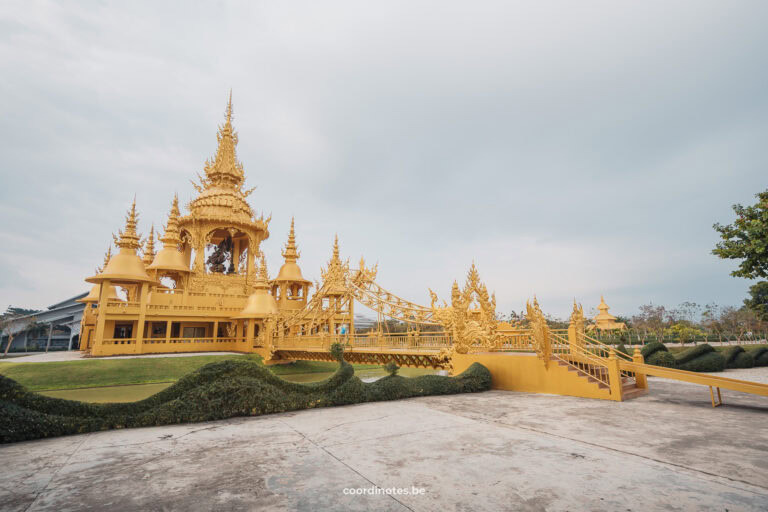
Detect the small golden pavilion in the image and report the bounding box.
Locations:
[589,296,627,332]
[79,96,352,357]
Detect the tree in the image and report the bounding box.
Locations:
[666,323,704,346]
[713,189,768,279]
[718,306,758,342]
[702,303,724,342]
[744,281,768,321]
[1,313,34,357]
[670,301,701,325]
[632,304,668,343]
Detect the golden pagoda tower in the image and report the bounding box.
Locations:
[272,218,312,313]
[79,95,352,357]
[235,252,279,346]
[78,248,122,304]
[147,195,192,288]
[317,235,354,335]
[86,199,157,354]
[591,296,627,331]
[78,247,123,351]
[179,92,269,291]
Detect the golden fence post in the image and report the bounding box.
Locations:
[567,322,576,348]
[633,348,647,389]
[608,349,624,401]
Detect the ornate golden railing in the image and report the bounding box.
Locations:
[275,333,451,352]
[549,331,611,388]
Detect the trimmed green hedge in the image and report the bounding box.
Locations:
[675,344,726,372]
[1,347,491,443]
[674,344,714,364]
[615,344,631,357]
[641,341,667,360]
[722,346,755,369]
[646,351,676,368]
[751,347,768,367]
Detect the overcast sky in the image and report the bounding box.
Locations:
[1,1,766,319]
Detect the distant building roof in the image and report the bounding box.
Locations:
[48,292,89,310]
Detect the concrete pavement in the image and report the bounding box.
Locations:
[2,376,768,511]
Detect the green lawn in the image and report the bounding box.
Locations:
[0,354,380,391]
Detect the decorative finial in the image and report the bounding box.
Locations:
[142,225,156,265]
[96,246,113,274]
[160,195,182,247]
[282,217,300,262]
[226,89,233,126]
[258,251,268,280]
[332,234,340,260]
[193,91,246,194]
[171,193,180,217]
[115,198,141,251]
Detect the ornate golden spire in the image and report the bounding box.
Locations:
[235,249,279,318]
[160,194,182,247]
[226,89,233,125]
[147,195,191,274]
[320,234,349,294]
[281,217,300,263]
[259,251,269,280]
[185,93,258,227]
[115,198,141,251]
[332,233,340,261]
[198,92,246,190]
[252,251,270,290]
[95,246,112,274]
[142,226,156,265]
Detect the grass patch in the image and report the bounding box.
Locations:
[0,354,380,391]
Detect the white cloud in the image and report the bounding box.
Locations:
[0,0,765,317]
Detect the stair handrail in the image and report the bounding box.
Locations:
[577,331,633,361]
[549,331,611,389]
[619,360,768,397]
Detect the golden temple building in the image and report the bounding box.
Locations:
[588,296,627,332]
[79,95,352,359]
[62,96,768,406]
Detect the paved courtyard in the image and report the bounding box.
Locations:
[2,375,768,511]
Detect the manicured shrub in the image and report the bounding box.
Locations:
[384,361,399,376]
[675,351,726,373]
[646,351,676,368]
[615,344,631,357]
[641,341,667,360]
[0,350,491,444]
[750,347,768,367]
[674,344,715,365]
[722,346,755,369]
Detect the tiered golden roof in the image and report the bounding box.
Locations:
[275,218,311,283]
[87,200,156,284]
[147,195,191,274]
[181,93,268,233]
[591,295,627,331]
[78,248,122,303]
[320,234,349,295]
[595,295,616,322]
[236,252,279,318]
